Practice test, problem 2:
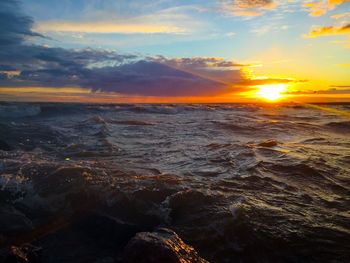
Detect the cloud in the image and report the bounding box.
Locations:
[221,0,277,17]
[330,85,350,88]
[152,56,248,71]
[149,56,250,89]
[33,5,204,37]
[0,1,221,97]
[304,0,350,17]
[307,23,350,37]
[81,61,231,96]
[34,21,186,34]
[150,56,304,89]
[0,0,225,97]
[0,0,44,46]
[0,0,301,99]
[235,0,276,8]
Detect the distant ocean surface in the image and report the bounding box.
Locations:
[0,102,350,262]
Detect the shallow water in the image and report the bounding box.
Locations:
[0,102,349,262]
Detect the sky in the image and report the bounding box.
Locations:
[0,0,349,103]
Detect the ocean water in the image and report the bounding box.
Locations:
[0,102,349,262]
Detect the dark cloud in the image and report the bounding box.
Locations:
[152,56,247,68]
[0,73,8,80]
[0,0,43,46]
[150,56,248,85]
[82,61,228,96]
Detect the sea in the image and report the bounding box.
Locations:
[0,102,349,262]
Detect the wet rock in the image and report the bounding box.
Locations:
[33,166,92,197]
[258,139,278,147]
[74,211,143,249]
[167,190,217,224]
[122,228,209,263]
[28,211,143,263]
[0,140,11,151]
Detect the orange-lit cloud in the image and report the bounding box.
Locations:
[34,21,186,34]
[0,86,90,94]
[222,0,277,17]
[307,23,350,37]
[304,0,350,17]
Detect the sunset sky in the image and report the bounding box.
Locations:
[0,0,349,103]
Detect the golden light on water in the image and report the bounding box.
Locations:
[255,84,288,101]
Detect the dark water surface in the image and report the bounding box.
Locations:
[0,103,349,262]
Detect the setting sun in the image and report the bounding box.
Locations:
[256,84,288,101]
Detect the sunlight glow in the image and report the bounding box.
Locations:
[256,84,288,101]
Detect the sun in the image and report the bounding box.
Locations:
[256,84,288,101]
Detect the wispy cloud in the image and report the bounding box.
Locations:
[33,5,207,36]
[34,21,186,34]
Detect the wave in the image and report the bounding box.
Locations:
[1,102,350,262]
[325,121,350,133]
[109,120,155,126]
[112,104,260,114]
[0,104,41,118]
[0,103,301,119]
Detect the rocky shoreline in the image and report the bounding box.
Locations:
[1,225,209,263]
[0,164,210,263]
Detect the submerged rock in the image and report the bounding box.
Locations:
[122,228,209,263]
